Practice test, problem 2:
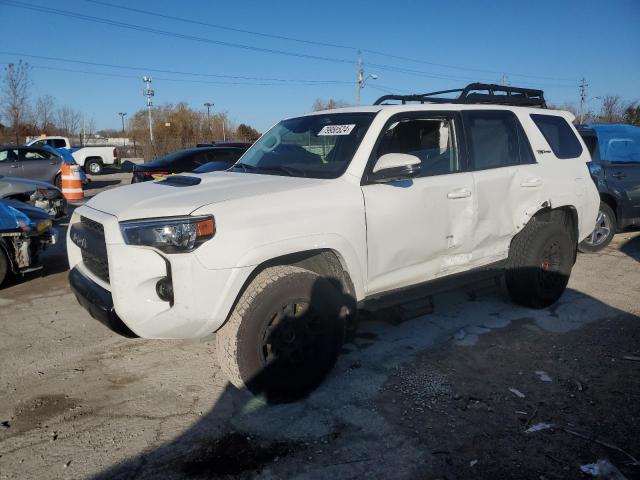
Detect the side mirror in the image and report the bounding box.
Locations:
[370,153,421,183]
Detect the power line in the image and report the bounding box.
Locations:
[0,51,352,84]
[0,62,350,86]
[0,1,355,65]
[81,0,579,83]
[1,0,579,87]
[83,0,355,52]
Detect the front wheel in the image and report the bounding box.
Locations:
[578,202,616,253]
[216,265,346,402]
[85,159,103,175]
[506,220,575,309]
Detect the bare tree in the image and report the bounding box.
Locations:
[624,102,640,126]
[56,106,82,136]
[599,95,623,123]
[312,98,350,111]
[1,61,31,143]
[34,94,56,132]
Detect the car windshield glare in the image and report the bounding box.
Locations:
[236,112,375,178]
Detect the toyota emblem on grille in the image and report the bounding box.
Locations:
[72,232,88,249]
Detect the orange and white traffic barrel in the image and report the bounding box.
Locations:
[61,163,84,201]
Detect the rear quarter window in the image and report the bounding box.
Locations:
[530,114,583,159]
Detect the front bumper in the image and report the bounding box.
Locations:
[67,205,253,339]
[69,267,137,337]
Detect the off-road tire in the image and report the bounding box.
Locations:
[85,159,102,175]
[506,220,575,309]
[0,248,9,288]
[578,202,616,253]
[216,265,346,402]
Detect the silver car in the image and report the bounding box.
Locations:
[0,146,64,186]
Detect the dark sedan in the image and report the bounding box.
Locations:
[131,146,248,183]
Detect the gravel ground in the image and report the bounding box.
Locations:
[0,172,639,479]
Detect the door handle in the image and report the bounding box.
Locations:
[10,164,19,168]
[520,178,542,188]
[447,188,472,199]
[611,172,626,179]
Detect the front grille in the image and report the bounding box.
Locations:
[78,216,109,283]
[81,249,110,283]
[81,216,104,233]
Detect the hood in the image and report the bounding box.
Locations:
[0,199,50,231]
[0,176,60,197]
[86,171,325,220]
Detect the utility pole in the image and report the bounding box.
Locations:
[356,50,363,106]
[143,76,154,143]
[118,112,127,147]
[501,73,509,86]
[355,51,377,106]
[578,78,588,124]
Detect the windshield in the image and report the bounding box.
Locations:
[235,112,375,178]
[148,150,192,167]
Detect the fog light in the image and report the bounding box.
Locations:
[156,277,174,303]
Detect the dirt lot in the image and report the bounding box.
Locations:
[1,172,639,479]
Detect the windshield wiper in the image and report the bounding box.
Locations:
[232,162,258,172]
[258,165,306,177]
[233,163,306,177]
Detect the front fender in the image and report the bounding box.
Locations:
[231,233,366,301]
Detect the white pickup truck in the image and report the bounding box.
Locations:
[67,83,599,401]
[26,136,118,175]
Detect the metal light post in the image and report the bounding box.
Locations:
[143,76,154,143]
[118,112,127,147]
[204,102,214,138]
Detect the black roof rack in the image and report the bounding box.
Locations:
[374,82,547,108]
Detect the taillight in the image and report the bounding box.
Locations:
[113,148,118,158]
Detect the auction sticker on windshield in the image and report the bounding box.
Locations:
[318,124,356,136]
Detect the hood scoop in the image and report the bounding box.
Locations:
[158,175,202,187]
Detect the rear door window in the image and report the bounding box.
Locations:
[463,110,535,170]
[530,114,583,159]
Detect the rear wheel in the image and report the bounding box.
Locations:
[216,265,346,402]
[506,220,575,309]
[578,202,616,253]
[85,159,103,175]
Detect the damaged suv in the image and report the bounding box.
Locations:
[67,83,599,400]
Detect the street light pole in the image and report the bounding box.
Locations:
[204,102,214,139]
[355,51,378,106]
[143,76,154,143]
[118,112,127,147]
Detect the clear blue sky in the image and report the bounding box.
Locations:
[1,0,638,132]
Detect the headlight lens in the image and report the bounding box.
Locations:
[120,215,215,253]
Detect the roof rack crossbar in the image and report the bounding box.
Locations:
[374,82,547,108]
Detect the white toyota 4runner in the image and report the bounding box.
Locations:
[68,84,599,400]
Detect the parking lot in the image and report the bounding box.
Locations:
[0,172,638,479]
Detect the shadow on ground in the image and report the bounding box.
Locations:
[91,273,640,479]
[620,233,640,262]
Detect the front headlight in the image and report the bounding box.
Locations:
[120,215,215,253]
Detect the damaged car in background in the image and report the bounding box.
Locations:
[0,199,57,287]
[0,176,67,219]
